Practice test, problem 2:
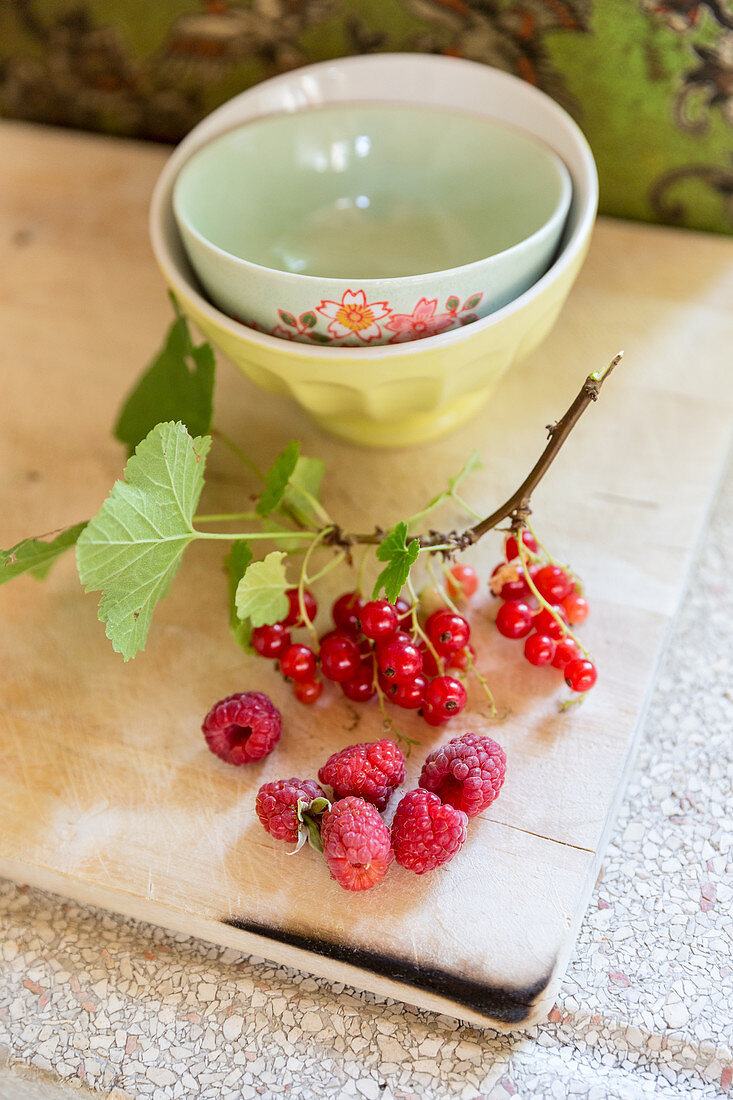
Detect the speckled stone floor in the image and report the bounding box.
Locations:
[1,451,731,1100]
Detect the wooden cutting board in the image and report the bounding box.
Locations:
[1,122,732,1030]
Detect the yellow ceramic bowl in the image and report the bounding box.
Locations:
[150,55,597,448]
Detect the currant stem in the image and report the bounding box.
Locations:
[306,552,347,586]
[298,528,333,647]
[212,428,265,481]
[329,356,621,555]
[197,530,316,541]
[406,576,443,671]
[465,651,497,718]
[465,354,623,545]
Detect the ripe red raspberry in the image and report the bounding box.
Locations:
[318,739,406,811]
[419,733,506,818]
[255,777,326,843]
[201,691,281,765]
[392,789,468,874]
[321,797,393,891]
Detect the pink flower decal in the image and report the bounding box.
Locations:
[316,290,392,344]
[384,298,456,343]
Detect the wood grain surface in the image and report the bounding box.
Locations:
[1,122,732,1029]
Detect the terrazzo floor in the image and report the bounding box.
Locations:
[1,451,731,1100]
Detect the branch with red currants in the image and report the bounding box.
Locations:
[1,303,622,743]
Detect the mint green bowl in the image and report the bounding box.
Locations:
[172,103,571,347]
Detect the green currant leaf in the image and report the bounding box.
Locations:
[256,441,300,517]
[462,294,482,311]
[224,540,254,651]
[114,312,216,457]
[446,295,460,312]
[1,522,87,585]
[373,521,420,603]
[283,455,326,525]
[278,310,297,328]
[299,312,317,329]
[235,550,289,627]
[76,422,211,660]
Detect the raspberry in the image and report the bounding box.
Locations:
[201,691,281,765]
[321,797,393,891]
[392,789,468,874]
[255,777,326,842]
[419,733,506,818]
[318,739,406,811]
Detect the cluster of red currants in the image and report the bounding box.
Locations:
[250,566,480,727]
[492,532,597,693]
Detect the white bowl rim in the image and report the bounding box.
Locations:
[150,53,598,360]
[171,104,573,286]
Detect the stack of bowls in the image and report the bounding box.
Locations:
[150,54,598,448]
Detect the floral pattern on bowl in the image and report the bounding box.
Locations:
[244,289,485,346]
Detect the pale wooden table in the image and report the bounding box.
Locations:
[1,121,732,1053]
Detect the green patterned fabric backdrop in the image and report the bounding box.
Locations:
[1,0,732,234]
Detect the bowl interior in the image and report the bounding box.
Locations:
[173,103,570,281]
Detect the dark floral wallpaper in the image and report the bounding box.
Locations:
[1,0,732,233]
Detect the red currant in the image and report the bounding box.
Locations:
[391,673,427,709]
[319,634,361,683]
[423,676,467,721]
[504,530,539,562]
[562,591,589,625]
[496,600,534,639]
[252,622,292,659]
[280,643,318,682]
[524,633,556,667]
[394,596,412,621]
[552,637,582,670]
[533,604,569,641]
[332,591,365,633]
[418,643,442,677]
[447,643,476,672]
[293,679,323,705]
[421,705,450,727]
[490,563,531,602]
[426,611,471,656]
[565,658,597,692]
[360,599,398,641]
[340,663,377,702]
[376,630,411,656]
[378,672,398,698]
[446,563,479,600]
[418,585,449,620]
[283,587,317,627]
[534,565,573,604]
[377,637,423,683]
